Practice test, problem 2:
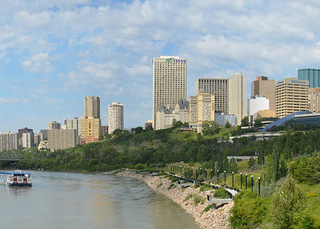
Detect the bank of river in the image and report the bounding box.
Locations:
[118,170,232,229]
[0,171,199,229]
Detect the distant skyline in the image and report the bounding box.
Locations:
[1,0,320,132]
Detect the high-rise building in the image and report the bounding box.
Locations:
[108,101,124,134]
[100,126,108,138]
[48,121,61,130]
[308,88,320,113]
[251,76,276,111]
[229,73,246,125]
[275,78,309,118]
[22,132,33,148]
[196,78,229,113]
[247,96,269,117]
[18,127,34,147]
[65,117,80,136]
[189,93,215,133]
[298,69,320,88]
[84,96,100,118]
[152,56,187,129]
[0,132,18,152]
[48,129,77,151]
[81,96,101,144]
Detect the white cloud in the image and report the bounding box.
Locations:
[22,52,56,73]
[0,97,28,103]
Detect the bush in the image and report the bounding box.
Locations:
[156,182,162,188]
[213,188,230,199]
[203,204,212,212]
[193,194,205,205]
[229,191,266,228]
[200,183,212,192]
[184,193,193,202]
[168,183,175,190]
[193,182,201,188]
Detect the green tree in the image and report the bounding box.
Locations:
[202,121,220,136]
[230,191,266,228]
[254,119,263,128]
[225,121,231,128]
[241,116,249,127]
[131,126,144,134]
[270,175,306,229]
[248,157,256,168]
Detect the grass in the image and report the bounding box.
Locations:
[156,182,163,188]
[193,193,205,205]
[168,183,175,190]
[184,193,193,202]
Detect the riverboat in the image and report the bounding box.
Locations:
[5,170,32,187]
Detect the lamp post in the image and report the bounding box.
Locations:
[232,172,234,188]
[205,169,207,180]
[217,170,219,184]
[240,172,243,189]
[210,169,213,180]
[251,175,254,192]
[245,173,248,189]
[258,177,261,196]
[224,171,226,186]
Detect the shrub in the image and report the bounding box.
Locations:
[213,188,230,199]
[156,182,162,188]
[203,204,212,212]
[168,183,175,190]
[184,193,193,202]
[193,182,201,188]
[193,194,205,205]
[229,191,266,228]
[200,183,212,192]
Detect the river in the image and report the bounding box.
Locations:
[0,171,199,229]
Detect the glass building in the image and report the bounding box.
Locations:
[298,69,320,88]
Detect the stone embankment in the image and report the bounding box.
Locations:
[118,170,233,229]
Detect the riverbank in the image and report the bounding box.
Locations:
[117,170,232,229]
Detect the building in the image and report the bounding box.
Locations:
[229,73,247,125]
[84,96,100,118]
[253,110,277,120]
[48,121,61,130]
[196,78,229,113]
[189,92,215,133]
[48,129,78,151]
[0,132,18,152]
[39,129,48,140]
[81,96,101,144]
[65,117,80,136]
[275,78,309,118]
[100,126,108,137]
[298,69,320,88]
[21,132,33,148]
[214,112,237,126]
[18,127,34,147]
[251,76,276,111]
[308,88,320,113]
[247,96,269,123]
[152,56,187,129]
[156,100,189,130]
[108,101,124,134]
[145,120,153,130]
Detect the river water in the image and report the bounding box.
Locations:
[0,171,199,229]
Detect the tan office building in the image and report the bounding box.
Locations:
[152,56,187,129]
[251,76,276,112]
[196,78,228,114]
[48,129,77,151]
[48,121,61,130]
[275,78,309,118]
[108,101,124,134]
[308,88,320,113]
[84,96,100,118]
[189,93,215,133]
[229,73,246,125]
[81,96,101,144]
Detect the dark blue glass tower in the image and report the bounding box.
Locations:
[298,69,320,88]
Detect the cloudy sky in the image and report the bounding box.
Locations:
[0,0,320,132]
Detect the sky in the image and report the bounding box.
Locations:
[1,0,320,133]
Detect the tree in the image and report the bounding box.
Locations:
[225,121,231,128]
[241,116,249,126]
[254,119,263,128]
[131,126,144,134]
[202,121,220,136]
[230,191,266,228]
[270,175,306,229]
[248,157,255,168]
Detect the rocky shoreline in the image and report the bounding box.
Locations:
[117,170,232,229]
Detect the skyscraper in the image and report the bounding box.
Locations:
[48,121,61,130]
[108,101,124,134]
[84,96,100,118]
[152,56,187,129]
[195,78,229,114]
[81,96,101,144]
[275,78,309,118]
[229,73,246,125]
[298,69,320,88]
[251,76,276,111]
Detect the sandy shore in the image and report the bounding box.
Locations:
[117,170,232,229]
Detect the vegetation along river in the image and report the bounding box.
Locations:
[0,171,199,229]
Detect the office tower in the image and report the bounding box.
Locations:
[196,78,229,113]
[48,121,61,130]
[0,132,18,152]
[22,132,33,148]
[229,73,247,125]
[48,129,77,151]
[308,88,320,113]
[84,96,100,118]
[152,56,187,129]
[275,78,309,118]
[251,76,276,111]
[18,127,34,147]
[81,96,101,144]
[298,69,320,88]
[156,100,189,130]
[189,93,215,133]
[108,101,124,134]
[247,96,269,117]
[65,117,80,136]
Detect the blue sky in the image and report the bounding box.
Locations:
[1,0,320,132]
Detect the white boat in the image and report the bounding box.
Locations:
[1,170,32,187]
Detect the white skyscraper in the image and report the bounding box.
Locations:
[229,73,247,125]
[152,56,187,129]
[108,102,124,134]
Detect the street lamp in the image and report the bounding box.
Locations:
[232,172,234,188]
[240,172,243,189]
